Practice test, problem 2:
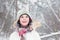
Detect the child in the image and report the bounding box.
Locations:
[9,10,41,40]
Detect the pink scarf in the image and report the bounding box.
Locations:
[18,28,27,40]
[18,27,33,40]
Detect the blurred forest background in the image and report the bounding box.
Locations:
[0,0,60,40]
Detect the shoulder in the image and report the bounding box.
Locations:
[9,31,20,40]
[31,30,41,40]
[10,31,18,37]
[25,30,41,40]
[31,30,40,37]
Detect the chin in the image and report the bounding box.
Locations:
[22,24,28,26]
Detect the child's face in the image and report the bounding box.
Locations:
[20,15,29,27]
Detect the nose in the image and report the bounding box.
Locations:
[23,17,26,20]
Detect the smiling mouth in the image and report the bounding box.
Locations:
[22,21,27,23]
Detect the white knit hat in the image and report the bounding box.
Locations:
[17,10,32,19]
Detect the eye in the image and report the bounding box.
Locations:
[20,16,23,18]
[26,16,29,18]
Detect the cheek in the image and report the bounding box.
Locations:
[20,18,23,23]
[26,18,29,23]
